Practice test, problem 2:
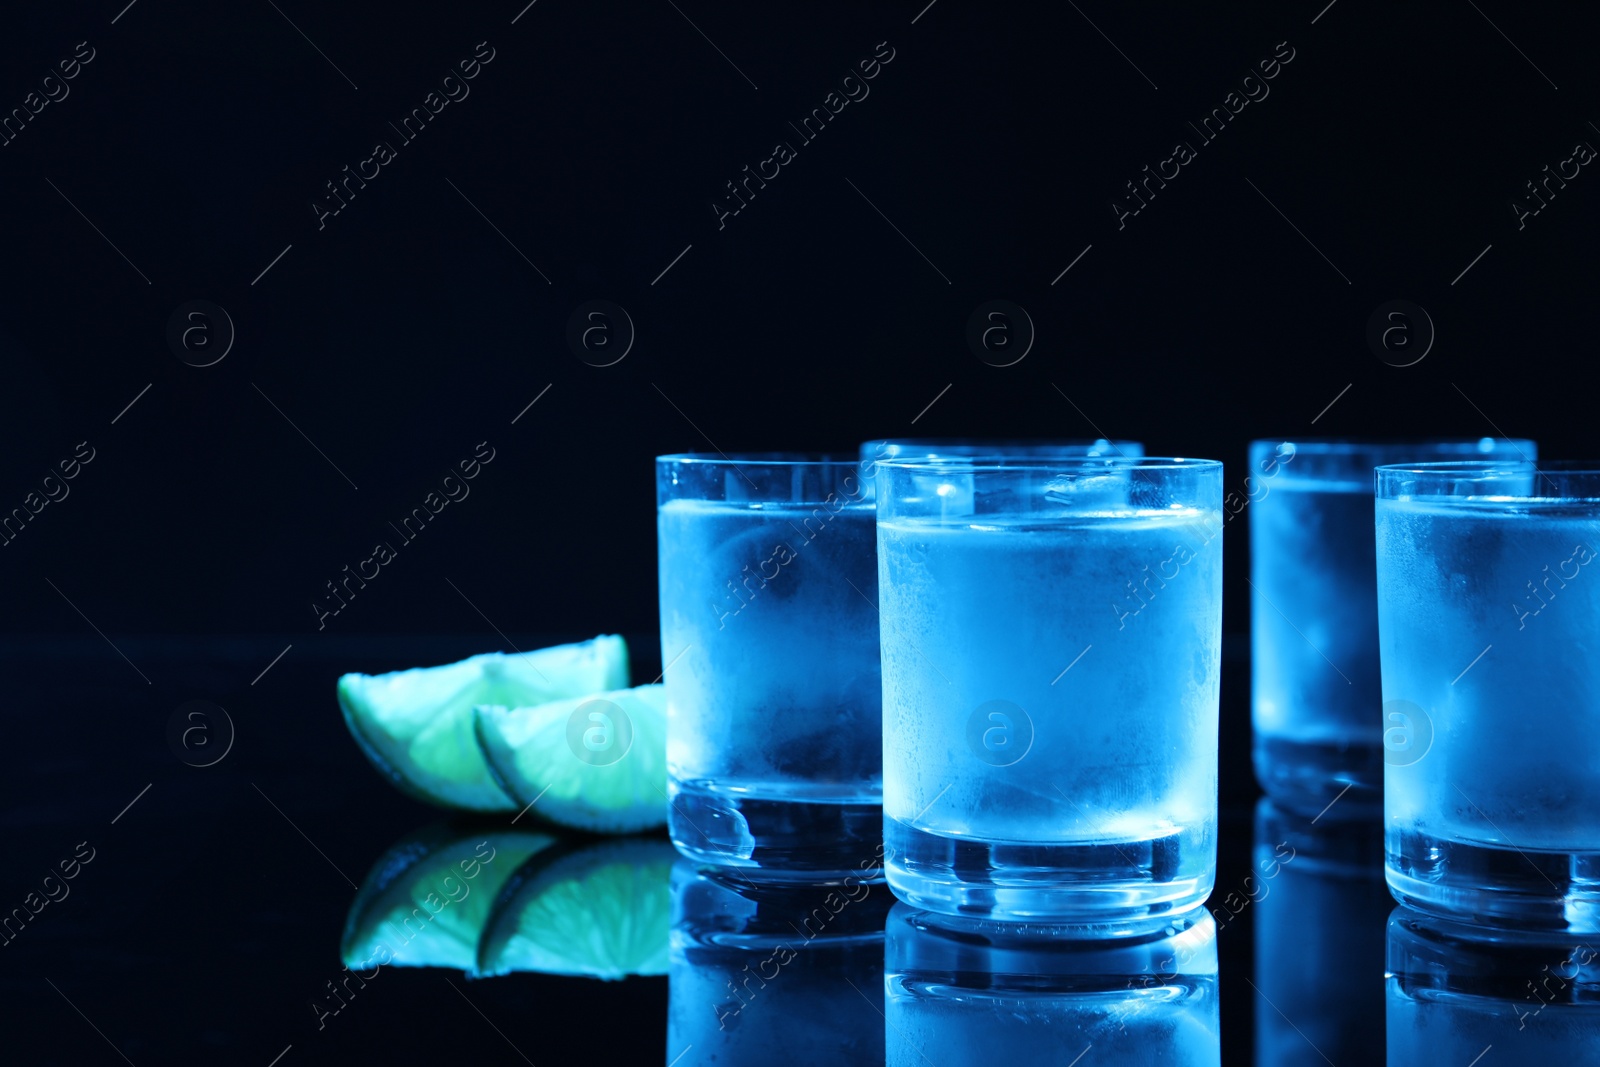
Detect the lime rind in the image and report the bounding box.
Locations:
[338,636,629,811]
[474,836,675,980]
[474,684,667,833]
[340,822,557,972]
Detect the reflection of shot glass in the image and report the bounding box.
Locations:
[885,904,1220,1065]
[657,454,882,877]
[667,863,890,1064]
[1250,438,1535,816]
[1387,907,1600,1062]
[1254,800,1389,1066]
[1377,460,1600,929]
[877,456,1223,926]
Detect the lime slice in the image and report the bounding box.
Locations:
[340,821,557,972]
[474,684,667,833]
[474,836,675,980]
[338,636,629,811]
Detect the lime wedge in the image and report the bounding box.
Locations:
[474,684,667,833]
[475,836,675,980]
[340,821,557,972]
[338,636,629,811]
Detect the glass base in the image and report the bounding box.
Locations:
[1387,828,1600,932]
[668,778,883,881]
[884,816,1212,931]
[1253,735,1382,819]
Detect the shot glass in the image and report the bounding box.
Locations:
[1250,437,1536,816]
[1388,908,1600,1061]
[1377,459,1599,929]
[876,456,1223,926]
[885,904,1220,1066]
[657,453,882,877]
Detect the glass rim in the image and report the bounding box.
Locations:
[656,451,859,467]
[1249,436,1534,455]
[1375,459,1599,476]
[862,436,1139,449]
[875,455,1221,473]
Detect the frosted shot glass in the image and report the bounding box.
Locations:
[876,456,1223,927]
[1250,437,1535,816]
[1377,460,1600,929]
[657,454,882,878]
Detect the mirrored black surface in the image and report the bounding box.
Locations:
[1386,907,1600,1065]
[1254,799,1389,1066]
[9,636,1591,1065]
[886,905,1220,1064]
[669,864,891,1063]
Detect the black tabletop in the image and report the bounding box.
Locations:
[0,633,1403,1066]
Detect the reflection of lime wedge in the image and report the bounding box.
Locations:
[475,836,675,980]
[338,636,629,810]
[340,822,557,971]
[474,684,667,832]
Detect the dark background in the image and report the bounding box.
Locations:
[0,0,1589,1062]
